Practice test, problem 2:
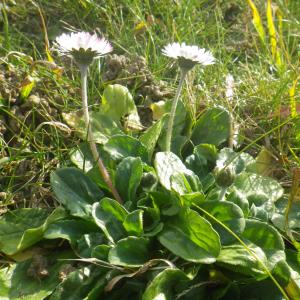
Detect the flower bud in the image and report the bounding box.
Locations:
[214,165,235,188]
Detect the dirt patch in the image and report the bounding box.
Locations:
[103,54,172,103]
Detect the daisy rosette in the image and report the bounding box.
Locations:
[162,42,215,71]
[55,31,113,67]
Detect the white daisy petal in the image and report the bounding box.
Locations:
[162,42,215,70]
[54,31,113,66]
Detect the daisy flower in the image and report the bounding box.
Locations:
[55,31,113,67]
[54,31,122,203]
[162,42,215,151]
[162,42,215,70]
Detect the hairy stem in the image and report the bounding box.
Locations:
[80,65,122,204]
[219,187,227,201]
[228,113,234,149]
[165,69,188,152]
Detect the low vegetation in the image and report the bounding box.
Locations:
[0,1,300,299]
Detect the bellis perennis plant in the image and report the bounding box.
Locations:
[162,42,215,151]
[55,31,122,203]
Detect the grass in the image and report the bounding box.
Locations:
[0,0,300,209]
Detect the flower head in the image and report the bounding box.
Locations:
[55,31,113,67]
[162,42,215,70]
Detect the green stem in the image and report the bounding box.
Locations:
[1,0,10,51]
[80,65,122,204]
[219,187,227,201]
[165,69,188,152]
[228,113,234,149]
